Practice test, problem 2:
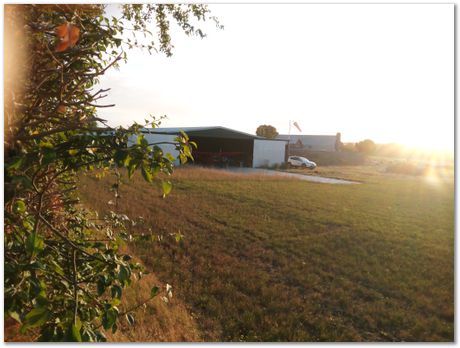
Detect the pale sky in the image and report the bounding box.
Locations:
[98,4,454,151]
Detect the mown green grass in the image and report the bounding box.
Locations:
[78,167,454,342]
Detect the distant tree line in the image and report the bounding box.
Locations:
[340,139,376,154]
[341,139,412,158]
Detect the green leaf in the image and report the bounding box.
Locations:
[118,265,131,282]
[179,153,187,164]
[123,154,131,167]
[111,285,122,299]
[175,232,184,243]
[126,313,135,326]
[183,145,192,157]
[13,200,26,214]
[25,233,45,256]
[161,180,172,197]
[22,219,34,231]
[39,141,54,149]
[50,260,64,276]
[68,149,79,156]
[110,297,121,306]
[71,317,82,342]
[97,278,106,296]
[180,130,189,141]
[36,288,48,306]
[42,148,56,165]
[141,166,153,183]
[20,306,50,333]
[127,162,136,179]
[150,286,159,298]
[114,150,128,166]
[8,311,21,324]
[102,308,117,330]
[11,175,32,189]
[7,156,23,170]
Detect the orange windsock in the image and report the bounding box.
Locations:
[293,121,302,132]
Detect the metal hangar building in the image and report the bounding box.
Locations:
[132,126,288,168]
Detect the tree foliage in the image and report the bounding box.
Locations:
[341,142,357,153]
[4,4,218,342]
[355,139,377,154]
[256,124,278,139]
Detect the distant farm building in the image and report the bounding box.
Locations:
[277,133,341,152]
[131,127,288,168]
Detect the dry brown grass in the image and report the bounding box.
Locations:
[78,166,454,342]
[171,165,297,181]
[106,271,201,342]
[4,319,38,342]
[285,165,385,182]
[285,163,454,184]
[103,242,201,342]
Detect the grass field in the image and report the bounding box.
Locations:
[283,163,454,183]
[78,165,454,342]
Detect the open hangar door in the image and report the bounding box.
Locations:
[141,127,261,168]
[189,135,254,167]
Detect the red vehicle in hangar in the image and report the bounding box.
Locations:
[193,151,247,167]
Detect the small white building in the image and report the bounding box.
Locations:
[252,138,287,167]
[130,126,288,168]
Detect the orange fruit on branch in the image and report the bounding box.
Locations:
[55,22,80,52]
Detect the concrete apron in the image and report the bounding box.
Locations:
[223,167,360,185]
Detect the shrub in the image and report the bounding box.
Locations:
[4,4,216,342]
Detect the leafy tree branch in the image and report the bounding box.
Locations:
[5,4,219,342]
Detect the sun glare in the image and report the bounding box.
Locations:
[394,132,451,153]
[420,151,454,185]
[424,166,440,185]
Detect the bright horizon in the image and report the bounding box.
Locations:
[98,4,454,153]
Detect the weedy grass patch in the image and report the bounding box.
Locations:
[78,166,454,342]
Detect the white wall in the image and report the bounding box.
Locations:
[252,140,287,168]
[128,133,180,165]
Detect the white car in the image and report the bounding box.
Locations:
[287,156,317,169]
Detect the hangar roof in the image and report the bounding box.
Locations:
[142,126,288,141]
